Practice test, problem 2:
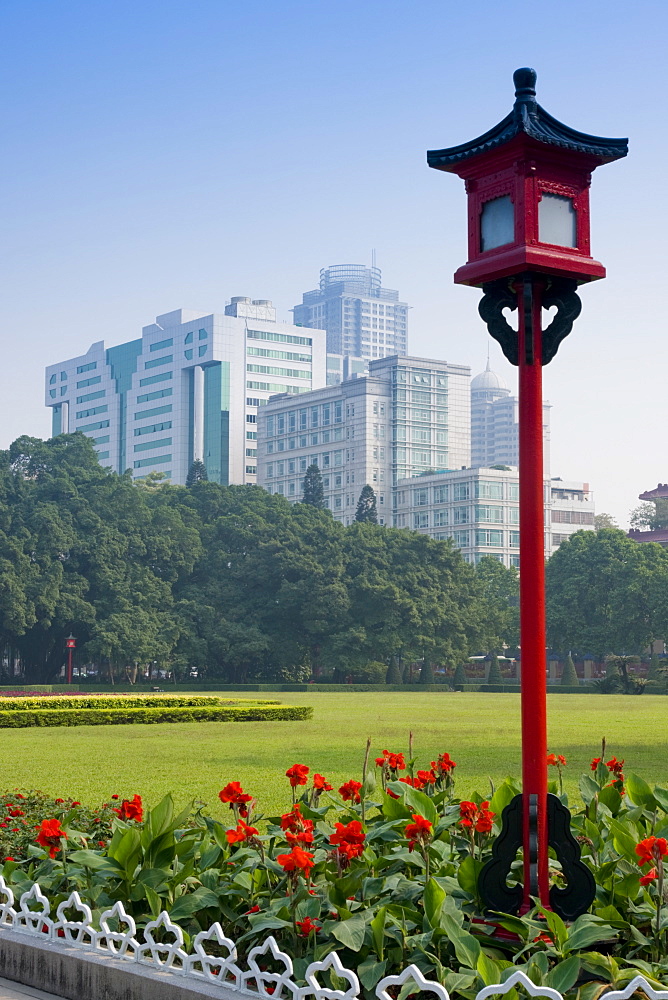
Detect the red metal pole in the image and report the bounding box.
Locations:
[67,648,73,685]
[518,278,550,909]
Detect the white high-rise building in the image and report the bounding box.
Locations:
[471,363,550,473]
[45,299,328,486]
[257,355,471,524]
[293,265,408,362]
[393,467,594,568]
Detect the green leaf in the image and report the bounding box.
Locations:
[440,912,480,969]
[357,957,387,991]
[169,887,220,921]
[598,784,622,816]
[423,878,445,929]
[545,956,580,993]
[564,918,617,953]
[66,849,122,872]
[609,819,640,862]
[477,951,501,986]
[381,791,411,820]
[137,867,169,891]
[331,912,367,952]
[457,854,483,896]
[144,885,162,919]
[402,785,438,826]
[489,781,517,819]
[536,904,568,949]
[579,774,600,806]
[370,906,387,959]
[652,786,668,812]
[626,773,659,810]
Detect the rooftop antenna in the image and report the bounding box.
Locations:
[486,343,491,371]
[371,248,377,271]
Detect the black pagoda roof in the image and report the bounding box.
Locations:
[428,68,628,168]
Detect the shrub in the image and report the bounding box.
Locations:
[561,654,579,686]
[0,704,312,728]
[385,659,403,685]
[418,659,435,685]
[486,652,502,684]
[0,695,280,711]
[452,662,467,688]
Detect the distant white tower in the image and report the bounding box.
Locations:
[471,361,550,473]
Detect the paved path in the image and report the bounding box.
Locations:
[0,979,60,1000]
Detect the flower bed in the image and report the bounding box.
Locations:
[0,695,281,710]
[0,703,311,728]
[2,747,668,998]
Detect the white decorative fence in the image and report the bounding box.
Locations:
[0,878,667,1000]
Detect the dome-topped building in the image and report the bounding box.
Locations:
[471,360,550,472]
[471,362,511,402]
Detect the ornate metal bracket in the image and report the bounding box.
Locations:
[478,276,582,366]
[478,792,595,920]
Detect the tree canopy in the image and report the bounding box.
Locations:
[0,434,523,684]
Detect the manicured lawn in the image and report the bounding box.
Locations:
[1,692,666,816]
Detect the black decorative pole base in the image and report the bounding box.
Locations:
[478,793,596,920]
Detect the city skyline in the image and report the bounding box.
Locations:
[2,0,665,528]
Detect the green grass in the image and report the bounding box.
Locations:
[0,692,666,816]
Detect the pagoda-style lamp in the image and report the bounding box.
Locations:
[66,633,76,685]
[428,69,627,918]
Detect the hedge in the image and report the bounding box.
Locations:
[0,696,280,711]
[0,704,313,728]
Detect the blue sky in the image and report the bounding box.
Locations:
[1,0,665,525]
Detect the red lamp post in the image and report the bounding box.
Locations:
[66,634,76,685]
[428,69,627,917]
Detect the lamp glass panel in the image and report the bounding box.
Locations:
[539,193,576,247]
[480,195,514,252]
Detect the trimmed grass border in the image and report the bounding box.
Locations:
[0,704,312,728]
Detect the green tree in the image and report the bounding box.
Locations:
[452,662,467,687]
[385,657,403,684]
[474,556,519,650]
[648,652,662,680]
[594,512,618,530]
[419,658,435,685]
[561,654,579,686]
[487,652,502,684]
[301,464,326,509]
[355,485,378,524]
[630,499,668,531]
[546,528,668,658]
[186,460,208,486]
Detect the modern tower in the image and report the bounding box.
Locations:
[293,264,408,362]
[470,362,550,473]
[46,300,328,486]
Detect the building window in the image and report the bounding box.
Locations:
[246,465,257,474]
[134,437,172,453]
[150,337,173,352]
[198,345,207,357]
[139,371,172,387]
[454,506,470,524]
[144,354,173,369]
[434,509,448,527]
[508,483,520,500]
[433,485,448,503]
[476,529,504,547]
[184,349,193,360]
[199,329,208,339]
[510,531,520,547]
[453,483,470,501]
[413,512,429,529]
[476,481,504,500]
[76,362,97,374]
[185,332,194,344]
[76,376,102,389]
[453,530,469,547]
[476,505,504,523]
[246,414,257,423]
[508,507,519,523]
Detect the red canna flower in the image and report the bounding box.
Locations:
[280,804,314,846]
[590,757,602,771]
[8,809,24,817]
[70,801,80,807]
[111,794,119,800]
[4,857,14,862]
[339,780,363,803]
[296,917,320,937]
[640,867,658,886]
[606,756,625,775]
[399,774,425,790]
[405,813,433,852]
[54,798,64,804]
[313,773,333,792]
[432,752,457,774]
[226,820,260,845]
[636,837,668,866]
[547,754,567,767]
[113,794,143,822]
[459,800,495,833]
[245,904,261,914]
[285,764,310,788]
[276,846,315,876]
[330,820,366,860]
[36,818,67,858]
[416,769,437,785]
[219,782,253,806]
[375,750,405,771]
